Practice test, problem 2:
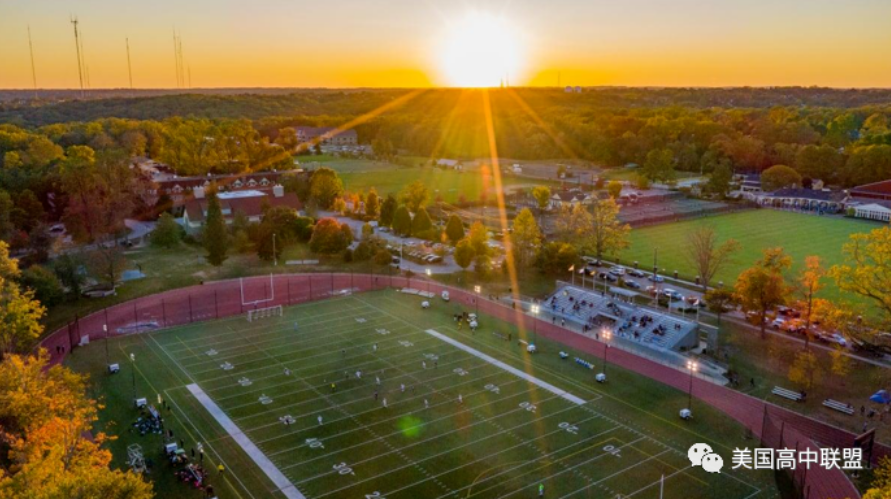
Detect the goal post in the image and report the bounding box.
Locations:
[247,305,283,322]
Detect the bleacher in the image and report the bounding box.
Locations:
[545,285,698,351]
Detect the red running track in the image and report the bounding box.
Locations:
[40,273,868,499]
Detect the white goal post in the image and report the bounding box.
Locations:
[247,305,283,322]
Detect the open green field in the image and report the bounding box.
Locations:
[319,158,551,202]
[67,291,777,499]
[624,209,879,295]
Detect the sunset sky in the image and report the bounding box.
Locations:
[2,0,890,89]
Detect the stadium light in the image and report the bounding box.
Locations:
[686,360,698,410]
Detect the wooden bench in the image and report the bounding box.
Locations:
[772,386,804,402]
[823,399,855,415]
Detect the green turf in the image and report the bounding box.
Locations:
[66,290,779,498]
[623,209,879,296]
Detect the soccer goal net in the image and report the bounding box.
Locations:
[247,305,283,322]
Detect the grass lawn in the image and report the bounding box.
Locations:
[44,243,395,334]
[340,165,550,202]
[623,209,879,298]
[66,290,778,499]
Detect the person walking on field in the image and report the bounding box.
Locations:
[376,376,381,386]
[539,483,544,497]
[383,398,388,408]
[424,399,429,409]
[318,415,323,426]
[401,383,405,393]
[458,394,463,404]
[422,361,427,369]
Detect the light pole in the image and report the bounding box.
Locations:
[530,304,540,345]
[686,360,698,411]
[425,268,432,294]
[273,233,278,267]
[474,285,481,315]
[103,324,109,366]
[599,329,612,381]
[130,353,137,404]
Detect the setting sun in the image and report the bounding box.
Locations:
[439,12,523,88]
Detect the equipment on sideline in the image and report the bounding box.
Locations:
[247,305,283,322]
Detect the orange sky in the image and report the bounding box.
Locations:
[1,0,890,89]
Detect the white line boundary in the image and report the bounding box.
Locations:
[186,383,305,499]
[424,329,587,405]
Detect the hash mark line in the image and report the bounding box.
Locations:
[547,449,671,499]
[424,329,586,405]
[186,383,306,499]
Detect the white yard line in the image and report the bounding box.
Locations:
[186,383,306,499]
[424,329,587,405]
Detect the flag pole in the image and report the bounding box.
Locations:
[659,474,664,499]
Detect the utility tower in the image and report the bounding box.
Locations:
[126,38,134,90]
[70,16,85,97]
[27,26,37,98]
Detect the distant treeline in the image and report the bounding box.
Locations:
[3,87,891,187]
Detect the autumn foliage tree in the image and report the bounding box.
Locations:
[0,351,153,498]
[734,248,791,339]
[830,226,891,330]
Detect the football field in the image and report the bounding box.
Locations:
[72,291,779,499]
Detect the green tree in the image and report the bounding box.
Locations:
[150,212,182,249]
[467,222,489,257]
[20,265,63,307]
[510,208,542,274]
[392,206,412,237]
[202,190,229,268]
[760,164,801,191]
[590,198,631,259]
[53,253,86,298]
[705,162,733,198]
[411,207,433,235]
[0,190,13,241]
[642,148,675,183]
[607,181,623,199]
[445,214,465,244]
[400,180,430,212]
[365,189,380,219]
[454,238,475,270]
[309,167,344,209]
[539,241,578,274]
[788,349,821,391]
[379,194,397,227]
[531,186,551,213]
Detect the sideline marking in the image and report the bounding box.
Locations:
[186,383,306,499]
[424,329,586,405]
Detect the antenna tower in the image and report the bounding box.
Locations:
[27,26,37,98]
[70,16,85,97]
[126,37,134,90]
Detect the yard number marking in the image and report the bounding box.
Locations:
[365,493,385,498]
[399,340,414,348]
[206,349,218,356]
[559,422,579,435]
[603,445,621,458]
[375,328,390,335]
[355,318,367,323]
[484,383,500,394]
[306,438,324,450]
[333,462,355,476]
[220,362,234,371]
[519,401,537,413]
[259,394,273,405]
[453,368,469,377]
[238,377,252,386]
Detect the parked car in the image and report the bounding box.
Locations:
[609,267,626,276]
[646,285,659,296]
[627,269,646,278]
[662,289,683,300]
[624,280,642,290]
[771,318,786,329]
[648,274,665,283]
